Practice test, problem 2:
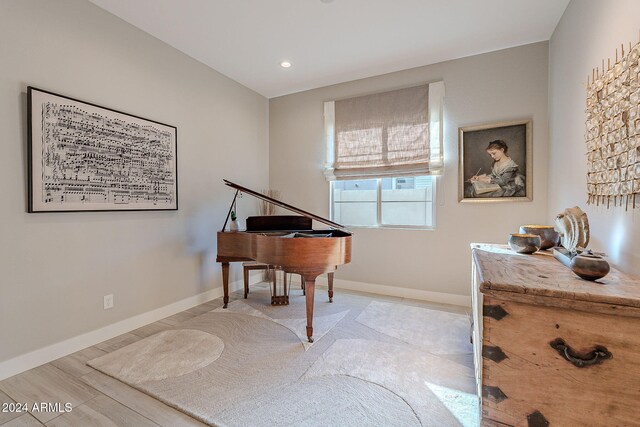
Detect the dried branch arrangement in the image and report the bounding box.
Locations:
[258,189,281,215]
[585,35,640,210]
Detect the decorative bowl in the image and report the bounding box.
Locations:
[508,233,542,254]
[570,251,610,281]
[518,225,559,250]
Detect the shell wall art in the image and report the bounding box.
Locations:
[585,39,640,210]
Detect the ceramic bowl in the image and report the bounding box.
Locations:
[518,225,559,250]
[570,251,610,281]
[508,233,542,254]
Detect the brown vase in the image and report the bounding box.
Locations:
[570,251,610,281]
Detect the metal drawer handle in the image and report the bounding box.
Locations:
[549,338,612,368]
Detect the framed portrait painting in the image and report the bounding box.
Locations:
[458,119,532,203]
[28,86,178,212]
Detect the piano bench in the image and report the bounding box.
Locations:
[242,262,273,299]
[243,262,300,305]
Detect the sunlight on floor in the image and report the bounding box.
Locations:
[425,381,479,427]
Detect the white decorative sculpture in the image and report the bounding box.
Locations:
[554,206,590,254]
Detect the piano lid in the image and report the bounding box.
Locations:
[223,179,348,231]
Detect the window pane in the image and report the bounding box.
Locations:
[381,176,433,226]
[335,202,378,226]
[331,176,435,228]
[332,179,377,226]
[382,201,432,226]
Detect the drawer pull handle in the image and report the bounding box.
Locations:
[549,338,612,368]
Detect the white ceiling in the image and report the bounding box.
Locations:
[89,0,569,98]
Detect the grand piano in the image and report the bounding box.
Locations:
[216,180,352,342]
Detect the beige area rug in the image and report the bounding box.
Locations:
[213,299,349,350]
[88,284,479,426]
[356,300,472,355]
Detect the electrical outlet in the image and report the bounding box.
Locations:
[103,294,114,310]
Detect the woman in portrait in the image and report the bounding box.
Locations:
[468,140,525,197]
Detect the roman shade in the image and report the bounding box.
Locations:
[324,81,444,180]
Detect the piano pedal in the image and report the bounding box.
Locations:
[271,296,289,306]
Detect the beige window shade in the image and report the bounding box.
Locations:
[324,82,444,180]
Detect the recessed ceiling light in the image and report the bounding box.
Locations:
[280,61,292,68]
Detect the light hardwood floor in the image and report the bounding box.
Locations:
[0,288,469,427]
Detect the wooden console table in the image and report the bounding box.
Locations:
[471,244,640,426]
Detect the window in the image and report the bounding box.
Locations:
[324,81,444,228]
[331,176,435,228]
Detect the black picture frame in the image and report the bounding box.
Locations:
[27,87,178,212]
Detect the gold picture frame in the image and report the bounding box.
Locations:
[458,119,532,203]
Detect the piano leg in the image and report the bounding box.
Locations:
[222,262,230,309]
[303,275,316,343]
[243,266,249,299]
[271,268,277,305]
[327,272,334,303]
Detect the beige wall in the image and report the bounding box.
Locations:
[269,42,549,298]
[549,0,640,275]
[0,0,268,363]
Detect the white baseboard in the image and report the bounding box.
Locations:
[293,275,471,307]
[0,276,255,381]
[0,273,468,381]
[336,278,470,307]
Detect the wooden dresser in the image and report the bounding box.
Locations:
[471,244,640,427]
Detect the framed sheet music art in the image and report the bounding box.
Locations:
[27,87,178,212]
